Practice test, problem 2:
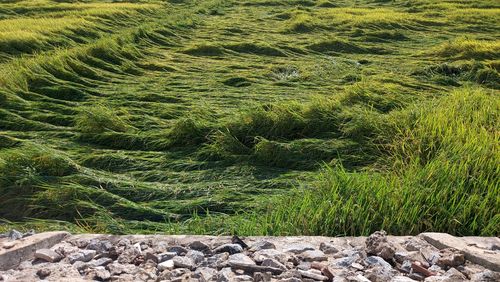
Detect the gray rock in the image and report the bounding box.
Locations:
[173,256,195,270]
[235,274,253,281]
[261,258,286,271]
[365,265,397,282]
[87,266,111,281]
[436,248,465,267]
[168,246,189,255]
[158,251,177,262]
[253,249,288,264]
[157,259,175,271]
[420,247,440,265]
[319,242,340,254]
[87,257,113,268]
[401,260,412,273]
[193,267,217,282]
[106,262,135,275]
[189,241,210,253]
[144,251,158,263]
[217,267,234,282]
[34,249,62,263]
[186,250,205,264]
[249,241,276,252]
[229,253,255,265]
[205,252,230,268]
[332,254,359,267]
[391,276,418,282]
[253,272,272,282]
[214,244,243,255]
[8,230,23,241]
[298,269,328,281]
[284,243,315,254]
[366,231,396,260]
[300,250,327,262]
[470,270,500,282]
[68,249,97,264]
[87,239,112,254]
[365,256,393,270]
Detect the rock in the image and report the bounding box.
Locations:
[395,251,426,264]
[87,239,113,254]
[52,242,79,258]
[253,249,288,264]
[444,267,466,280]
[86,266,111,281]
[214,244,243,255]
[34,248,62,263]
[436,248,465,267]
[249,241,276,252]
[68,249,97,264]
[189,241,210,253]
[8,230,23,241]
[253,272,272,282]
[193,267,217,281]
[412,261,436,277]
[365,265,398,282]
[319,242,340,254]
[391,276,418,282]
[284,243,315,254]
[300,250,327,262]
[186,250,205,264]
[409,273,425,281]
[158,251,177,262]
[366,256,393,270]
[298,269,329,281]
[106,262,135,275]
[143,251,158,263]
[401,260,412,273]
[134,267,157,281]
[173,256,195,270]
[366,231,396,260]
[158,259,175,271]
[36,269,51,279]
[168,246,189,255]
[205,252,230,268]
[229,253,255,265]
[428,264,445,275]
[235,274,253,281]
[261,258,286,271]
[87,257,113,268]
[217,267,235,282]
[332,254,359,267]
[404,238,428,252]
[420,247,440,266]
[117,246,141,264]
[351,262,364,270]
[470,270,500,282]
[352,274,372,282]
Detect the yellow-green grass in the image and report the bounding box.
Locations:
[0,0,499,236]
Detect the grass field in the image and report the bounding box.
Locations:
[0,0,498,236]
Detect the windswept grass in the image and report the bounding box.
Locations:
[433,38,500,60]
[247,88,499,236]
[0,0,498,236]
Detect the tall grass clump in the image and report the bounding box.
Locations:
[0,144,78,219]
[75,104,132,134]
[255,88,499,236]
[434,38,500,60]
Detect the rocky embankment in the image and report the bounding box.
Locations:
[0,231,499,281]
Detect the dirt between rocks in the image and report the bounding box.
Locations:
[0,231,499,281]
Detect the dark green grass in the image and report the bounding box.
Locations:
[0,0,499,235]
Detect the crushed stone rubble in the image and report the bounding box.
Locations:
[0,231,498,281]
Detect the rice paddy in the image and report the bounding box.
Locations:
[0,0,498,236]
